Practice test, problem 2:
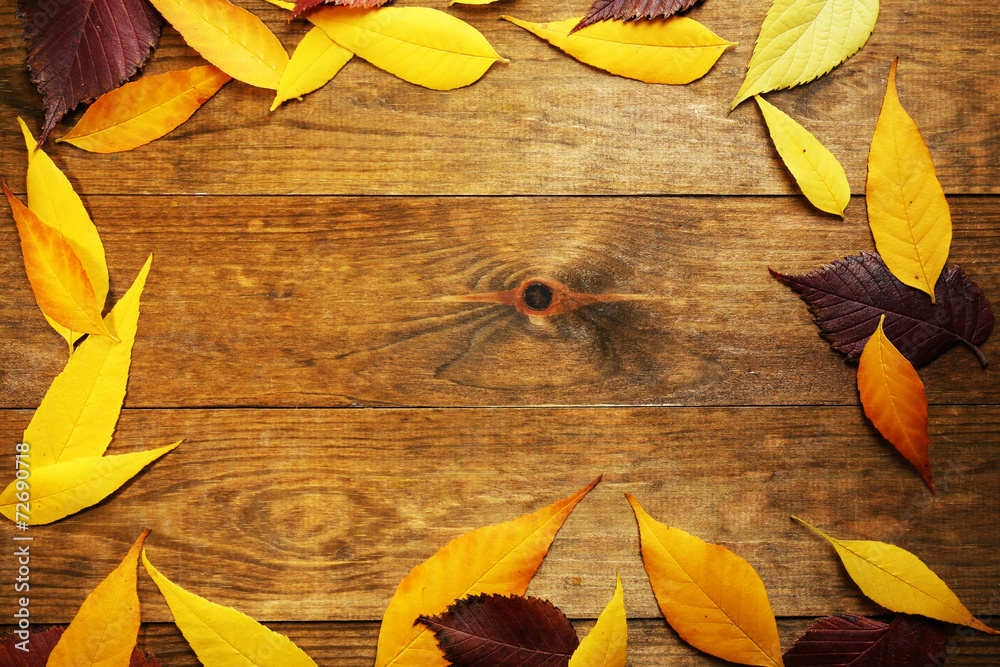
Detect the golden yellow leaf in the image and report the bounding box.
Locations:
[272,27,353,111]
[308,7,506,90]
[0,442,179,525]
[794,517,999,634]
[375,475,602,667]
[755,95,850,216]
[58,66,231,153]
[732,0,879,109]
[46,531,149,667]
[450,0,501,5]
[569,573,627,667]
[25,256,153,468]
[503,16,732,85]
[867,59,951,302]
[141,550,318,666]
[147,0,288,89]
[627,494,784,667]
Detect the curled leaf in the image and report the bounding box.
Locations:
[569,574,627,667]
[272,27,353,111]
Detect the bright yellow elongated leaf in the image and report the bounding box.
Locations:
[755,95,850,216]
[628,494,784,667]
[25,256,153,468]
[308,6,506,90]
[46,531,149,667]
[142,551,318,666]
[271,27,353,111]
[732,0,878,109]
[794,518,999,634]
[867,59,951,302]
[569,573,627,667]
[375,475,602,667]
[58,66,231,153]
[147,0,288,89]
[503,16,732,85]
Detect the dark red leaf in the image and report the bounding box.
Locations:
[770,252,993,369]
[291,0,389,19]
[570,0,704,34]
[416,594,579,667]
[130,645,162,667]
[784,614,947,667]
[18,0,163,144]
[0,627,63,666]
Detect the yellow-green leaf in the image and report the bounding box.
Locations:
[569,573,627,667]
[503,16,732,85]
[142,550,318,666]
[866,59,951,302]
[308,6,506,90]
[755,95,850,216]
[795,517,998,634]
[272,26,353,111]
[732,0,879,109]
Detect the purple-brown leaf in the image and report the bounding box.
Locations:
[770,252,993,369]
[784,614,947,667]
[291,0,389,19]
[0,627,159,666]
[416,593,579,667]
[18,0,163,144]
[571,0,703,34]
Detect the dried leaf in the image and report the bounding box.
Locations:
[627,494,783,667]
[569,574,627,667]
[784,614,947,667]
[0,627,64,666]
[867,59,951,302]
[571,0,703,34]
[141,550,318,666]
[732,0,878,109]
[272,27,352,111]
[291,0,388,19]
[417,594,579,666]
[58,66,231,153]
[147,0,288,89]
[794,518,1000,634]
[504,16,731,85]
[755,95,850,216]
[375,476,602,667]
[770,252,993,368]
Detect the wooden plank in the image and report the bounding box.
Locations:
[0,0,997,195]
[1,407,996,623]
[1,196,997,409]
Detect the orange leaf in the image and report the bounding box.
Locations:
[857,314,933,492]
[3,182,113,338]
[627,494,783,667]
[58,66,232,153]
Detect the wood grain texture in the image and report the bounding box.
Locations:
[1,196,996,409]
[0,0,997,195]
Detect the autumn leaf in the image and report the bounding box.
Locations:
[58,66,231,153]
[627,494,783,667]
[272,27,353,111]
[147,0,288,90]
[291,0,388,19]
[1,628,160,666]
[783,614,947,667]
[794,518,1000,634]
[755,95,850,216]
[503,16,732,85]
[569,574,627,667]
[416,594,579,666]
[770,252,993,368]
[375,475,602,667]
[867,59,952,302]
[732,0,878,109]
[571,0,704,34]
[141,550,318,666]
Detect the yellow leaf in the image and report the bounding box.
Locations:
[308,6,506,90]
[264,0,295,9]
[46,531,149,667]
[450,0,502,4]
[503,16,732,85]
[25,256,153,468]
[794,517,999,634]
[627,494,784,667]
[0,442,179,525]
[569,573,627,667]
[375,475,602,667]
[272,27,353,111]
[141,550,318,666]
[732,0,879,109]
[755,95,850,216]
[866,59,951,302]
[58,66,231,153]
[147,0,288,89]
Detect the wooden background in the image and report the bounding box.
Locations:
[1,0,998,663]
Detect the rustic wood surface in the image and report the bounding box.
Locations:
[1,0,998,663]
